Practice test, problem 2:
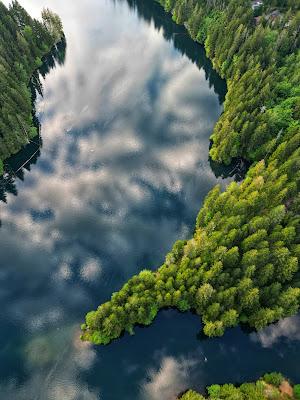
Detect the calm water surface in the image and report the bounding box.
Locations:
[0,0,299,399]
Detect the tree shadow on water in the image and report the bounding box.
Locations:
[0,37,67,205]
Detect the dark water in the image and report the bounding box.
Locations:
[0,0,299,399]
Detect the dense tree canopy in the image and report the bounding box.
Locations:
[0,0,64,175]
[158,0,300,164]
[180,373,299,400]
[81,0,299,346]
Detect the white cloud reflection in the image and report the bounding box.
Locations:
[251,315,300,348]
[1,0,225,278]
[142,355,200,400]
[0,327,99,400]
[80,258,102,282]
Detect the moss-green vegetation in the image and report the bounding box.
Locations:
[294,384,300,399]
[180,373,298,400]
[0,1,64,174]
[81,0,299,345]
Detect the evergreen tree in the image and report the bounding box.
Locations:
[0,1,64,174]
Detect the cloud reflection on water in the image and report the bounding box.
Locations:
[1,0,224,282]
[0,1,226,398]
[0,327,99,400]
[2,0,298,399]
[251,315,300,348]
[142,355,201,400]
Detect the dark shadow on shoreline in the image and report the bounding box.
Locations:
[209,156,250,182]
[123,0,227,103]
[122,0,247,181]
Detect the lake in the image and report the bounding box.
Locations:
[0,0,299,399]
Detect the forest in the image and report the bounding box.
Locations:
[180,373,300,400]
[81,0,300,345]
[0,0,63,175]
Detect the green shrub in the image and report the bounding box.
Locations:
[207,384,221,398]
[180,390,205,400]
[263,372,284,387]
[294,384,300,399]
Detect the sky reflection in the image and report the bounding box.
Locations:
[0,0,300,399]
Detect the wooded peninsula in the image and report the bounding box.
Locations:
[81,0,300,344]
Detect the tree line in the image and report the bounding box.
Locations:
[159,0,300,164]
[0,0,64,175]
[181,372,300,400]
[81,0,299,345]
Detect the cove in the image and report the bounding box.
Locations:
[0,1,299,400]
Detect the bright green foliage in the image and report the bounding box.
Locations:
[263,372,284,387]
[180,375,296,400]
[181,390,206,400]
[294,385,300,400]
[81,1,300,345]
[155,0,300,165]
[81,157,300,344]
[0,1,63,175]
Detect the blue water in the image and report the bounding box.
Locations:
[0,0,299,399]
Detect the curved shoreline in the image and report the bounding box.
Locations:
[0,3,64,176]
[1,36,66,180]
[82,0,299,345]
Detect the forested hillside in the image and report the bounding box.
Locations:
[81,0,299,345]
[165,0,300,164]
[180,373,300,400]
[0,0,63,175]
